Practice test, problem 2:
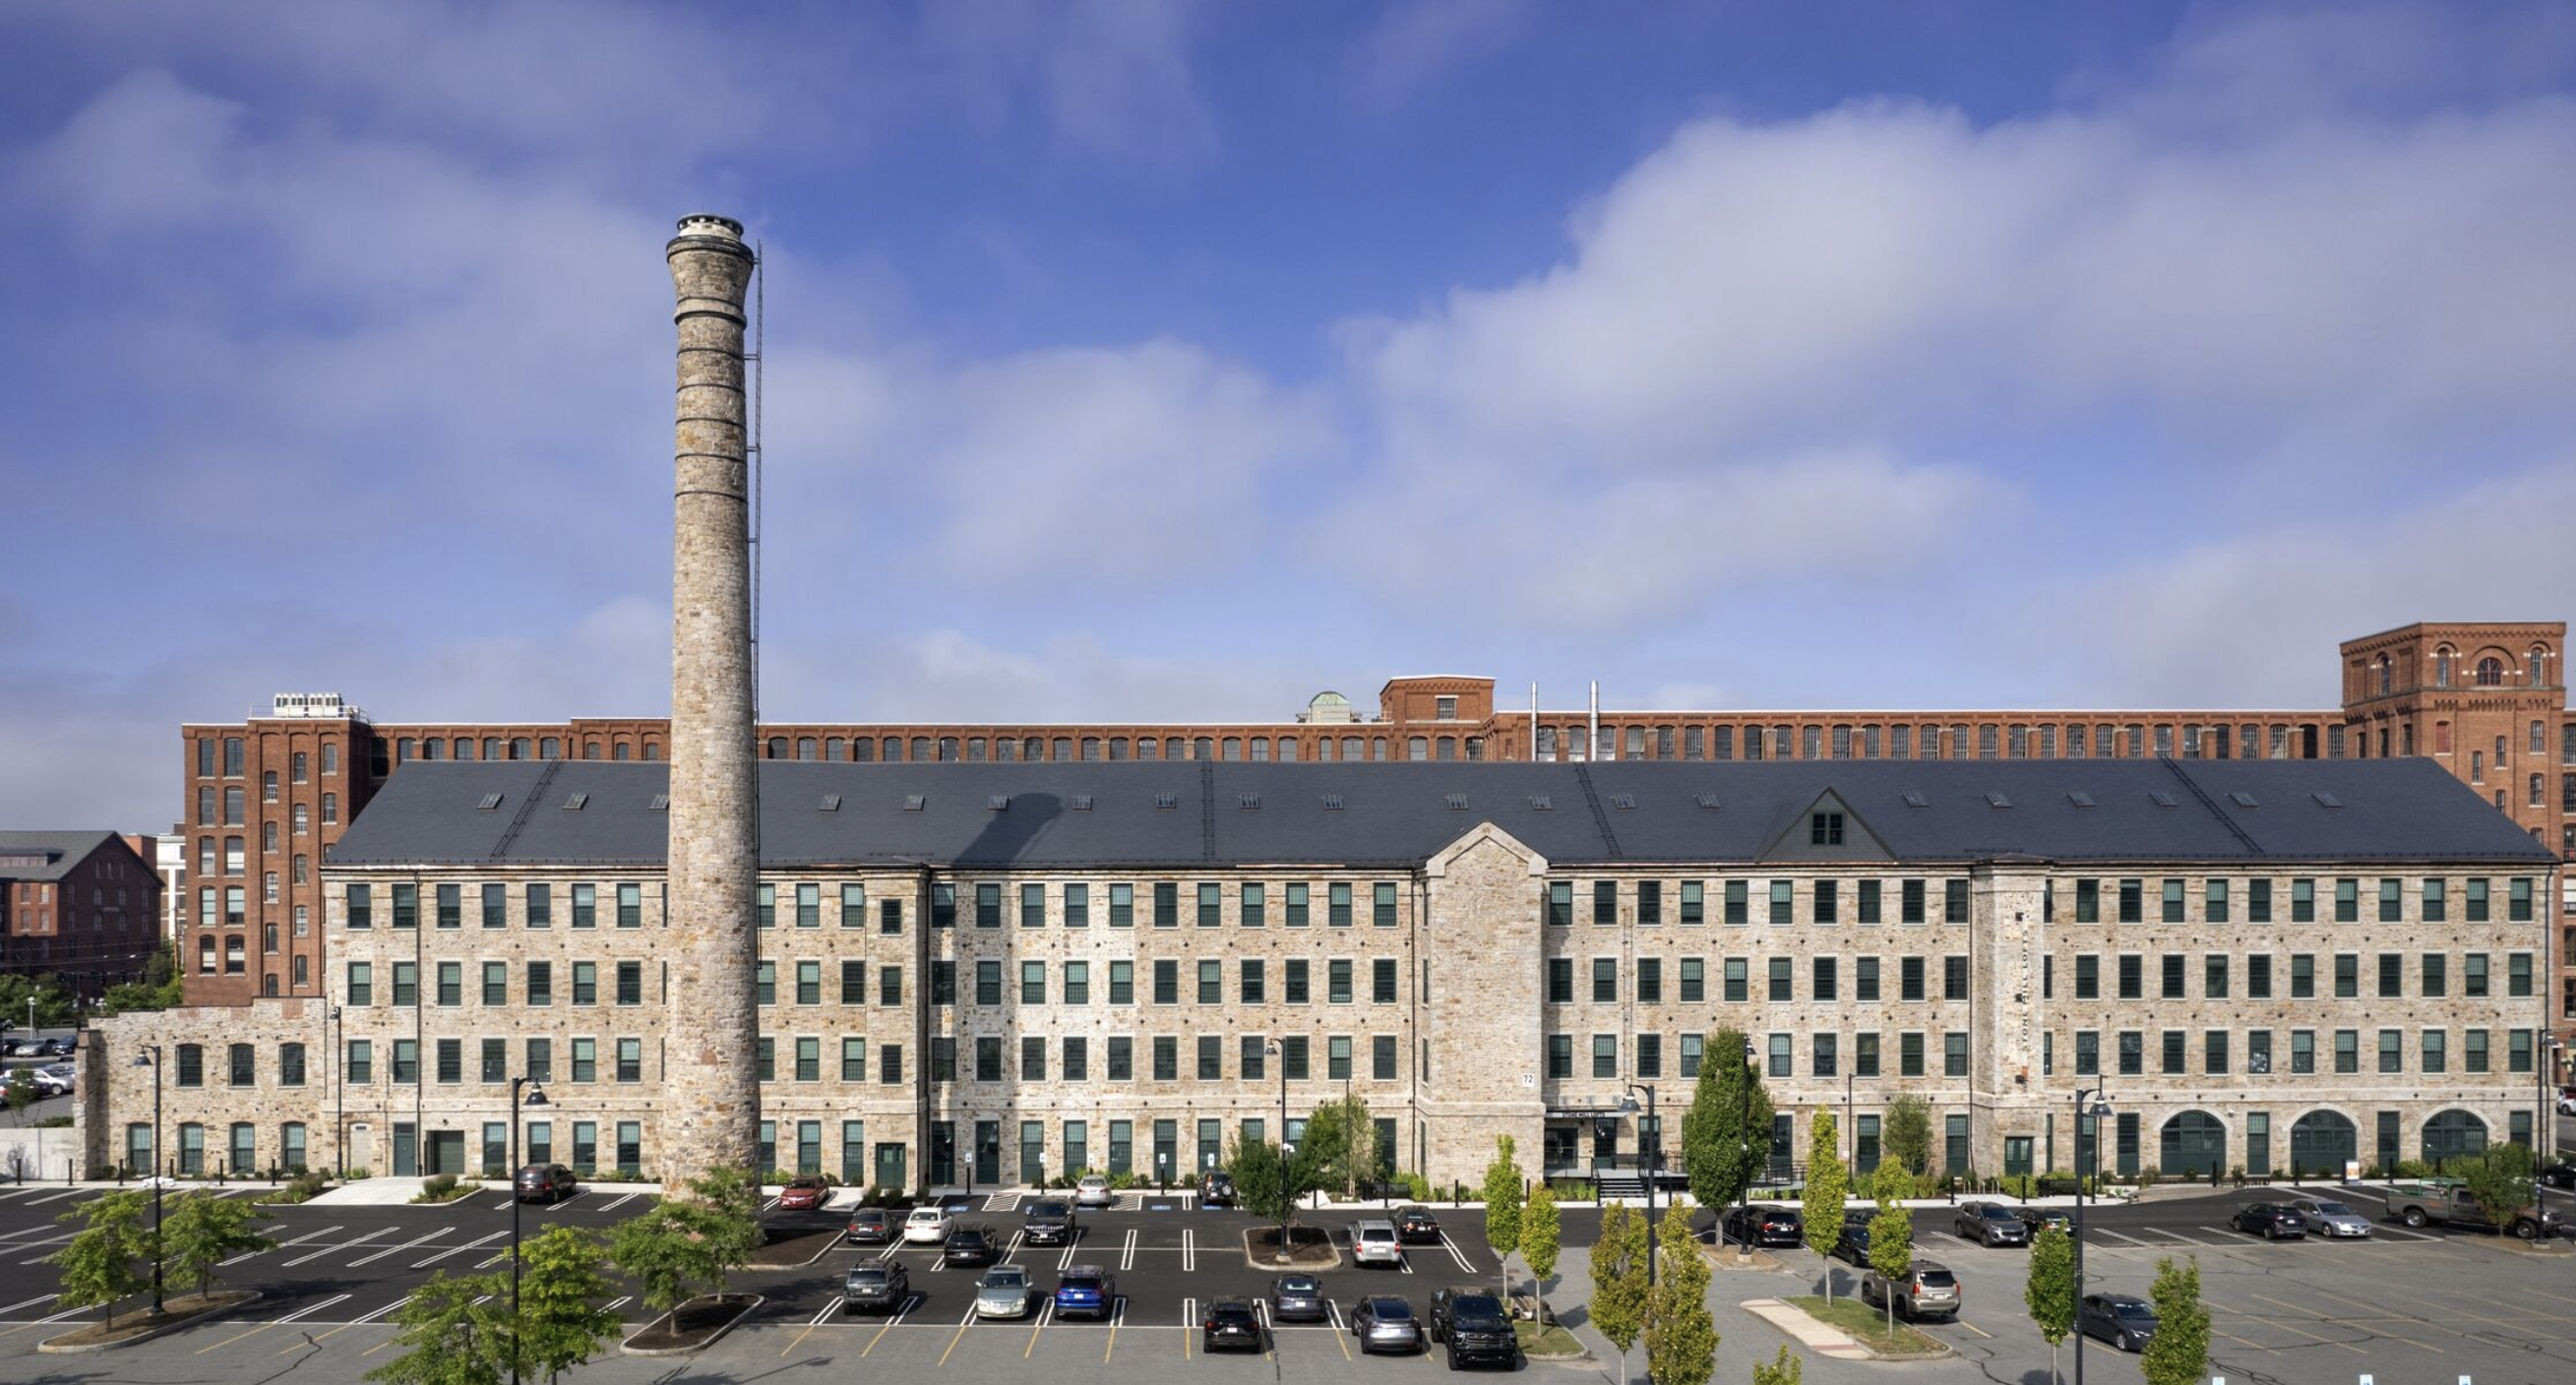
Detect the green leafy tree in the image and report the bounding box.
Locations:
[1521,1179,1562,1319]
[1480,1135,1524,1295]
[678,1165,763,1295]
[608,1169,765,1315]
[1865,1161,1915,1333]
[160,1190,277,1297]
[1682,1027,1774,1227]
[1645,1200,1718,1385]
[2461,1142,2538,1231]
[511,1225,621,1385]
[2024,1224,2075,1384]
[1590,1200,1651,1378]
[2139,1257,2210,1385]
[99,945,184,1015]
[0,974,75,1030]
[1295,1094,1380,1199]
[365,1270,516,1385]
[1880,1094,1933,1176]
[1800,1113,1849,1303]
[1228,1138,1294,1226]
[1750,1344,1803,1385]
[47,1189,155,1326]
[3,1068,35,1125]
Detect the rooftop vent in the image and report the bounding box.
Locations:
[1239,793,1260,811]
[2067,792,2094,808]
[2230,791,2259,808]
[1529,794,1553,811]
[2311,791,2343,809]
[1608,793,1637,810]
[476,793,504,812]
[1155,793,1177,811]
[1444,793,1468,811]
[562,793,587,812]
[902,795,925,813]
[1696,793,1721,810]
[987,795,1011,812]
[2148,792,2177,808]
[820,794,841,812]
[1321,794,1344,811]
[1071,795,1094,812]
[647,794,669,812]
[1901,792,1929,809]
[1985,793,2012,810]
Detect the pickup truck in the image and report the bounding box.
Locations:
[2385,1183,2560,1240]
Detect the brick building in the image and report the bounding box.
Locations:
[87,756,2557,1191]
[0,831,161,995]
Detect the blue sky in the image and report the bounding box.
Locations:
[6,0,2576,831]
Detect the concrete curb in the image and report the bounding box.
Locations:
[37,1290,263,1354]
[1236,1227,1341,1272]
[621,1294,764,1356]
[747,1231,841,1271]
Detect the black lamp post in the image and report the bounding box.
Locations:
[1735,1037,1757,1259]
[2542,1037,2563,1231]
[329,1005,343,1177]
[131,1047,164,1312]
[1267,1039,1290,1263]
[509,1076,547,1385]
[2072,1086,2112,1385]
[1622,1083,1659,1288]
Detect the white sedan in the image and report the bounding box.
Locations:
[901,1206,952,1244]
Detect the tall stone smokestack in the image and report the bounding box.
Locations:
[663,213,760,1184]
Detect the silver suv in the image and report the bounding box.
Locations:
[1861,1263,1961,1321]
[1348,1220,1405,1267]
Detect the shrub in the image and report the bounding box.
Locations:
[33,1115,72,1129]
[2136,1168,2160,1190]
[1395,1172,1432,1201]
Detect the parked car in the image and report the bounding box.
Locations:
[1352,1295,1423,1355]
[903,1205,952,1243]
[2014,1207,2071,1235]
[2539,1163,2576,1191]
[776,1176,828,1211]
[1952,1202,2031,1247]
[2287,1198,2371,1238]
[34,1039,69,1058]
[1860,1263,1960,1321]
[2387,1184,2560,1240]
[1074,1174,1116,1209]
[1394,1205,1443,1244]
[2229,1203,2307,1239]
[974,1266,1033,1319]
[2078,1293,2159,1352]
[1268,1274,1328,1323]
[1201,1296,1262,1352]
[1197,1172,1237,1208]
[944,1224,998,1268]
[31,1068,72,1098]
[1349,1220,1406,1267]
[513,1164,579,1204]
[1832,1220,1873,1266]
[1053,1266,1116,1320]
[845,1208,896,1245]
[1722,1203,1805,1248]
[1428,1288,1517,1369]
[1023,1198,1078,1245]
[842,1262,909,1314]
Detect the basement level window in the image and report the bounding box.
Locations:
[2066,792,2094,808]
[1321,794,1344,811]
[987,796,1010,812]
[1154,793,1177,811]
[562,793,587,812]
[1528,795,1552,811]
[1070,795,1094,811]
[476,793,504,812]
[1901,792,1929,809]
[902,795,925,813]
[2230,791,2259,808]
[1444,794,1468,812]
[2148,792,2177,808]
[647,794,669,812]
[2311,791,2344,809]
[1239,793,1260,810]
[819,794,840,812]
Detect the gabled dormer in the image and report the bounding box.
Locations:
[1757,789,1893,864]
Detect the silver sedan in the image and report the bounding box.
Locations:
[2289,1198,2371,1238]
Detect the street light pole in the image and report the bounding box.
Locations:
[1268,1039,1289,1263]
[509,1076,547,1385]
[1624,1083,1658,1289]
[330,1005,343,1178]
[131,1047,164,1312]
[2072,1087,2111,1385]
[2542,1038,2563,1231]
[1737,1038,1756,1261]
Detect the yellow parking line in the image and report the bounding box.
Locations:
[362,1334,402,1356]
[1952,1318,1993,1339]
[862,1316,898,1356]
[937,1312,972,1368]
[2293,1288,2454,1352]
[2211,1326,2274,1354]
[1103,1307,1118,1363]
[195,1322,276,1354]
[781,1317,825,1357]
[1024,1305,1046,1357]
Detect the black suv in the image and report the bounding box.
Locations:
[2229,1203,2306,1239]
[1201,1297,1262,1352]
[1023,1199,1078,1245]
[1197,1172,1237,1208]
[1723,1204,1804,1248]
[514,1164,578,1204]
[943,1224,998,1267]
[1394,1205,1443,1244]
[1428,1288,1516,1369]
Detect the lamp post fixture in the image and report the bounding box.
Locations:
[130,1047,164,1312]
[1736,1037,1757,1259]
[1621,1083,1660,1288]
[509,1076,547,1385]
[2072,1087,2112,1385]
[1267,1039,1290,1263]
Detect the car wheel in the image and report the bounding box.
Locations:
[2402,1208,2429,1228]
[2515,1220,2541,1241]
[2116,1332,2132,1352]
[1447,1351,1463,1371]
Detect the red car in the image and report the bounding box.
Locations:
[776,1176,829,1211]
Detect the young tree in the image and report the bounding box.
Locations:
[1800,1112,1849,1303]
[2139,1256,2210,1385]
[3,1067,35,1124]
[1682,1027,1775,1232]
[1645,1199,1718,1385]
[1480,1134,1524,1296]
[2024,1224,2075,1385]
[511,1225,622,1385]
[609,1174,758,1317]
[2461,1142,2538,1232]
[47,1190,154,1327]
[364,1270,516,1385]
[1522,1179,1562,1319]
[1865,1161,1915,1333]
[1294,1094,1379,1199]
[160,1191,277,1297]
[1590,1201,1650,1380]
[679,1165,763,1295]
[1749,1344,1803,1385]
[1880,1095,1933,1176]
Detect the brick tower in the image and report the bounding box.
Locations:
[662,213,761,1185]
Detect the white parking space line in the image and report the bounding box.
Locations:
[414,1231,508,1268]
[348,1230,450,1268]
[2144,1228,2211,1246]
[284,1229,382,1267]
[1004,1229,1027,1264]
[543,1190,584,1212]
[2093,1229,2155,1248]
[1057,1236,1078,1272]
[877,1239,901,1262]
[598,1192,642,1214]
[2372,1225,2440,1241]
[23,1189,86,1206]
[0,1295,54,1317]
[1327,1299,1348,1331]
[16,1234,76,1264]
[1436,1234,1478,1274]
[891,1293,920,1326]
[340,1297,408,1328]
[275,1225,344,1249]
[1120,1228,1137,1271]
[2198,1227,2243,1239]
[604,1295,633,1313]
[270,1294,351,1325]
[805,1301,839,1327]
[760,1197,781,1213]
[1183,1229,1196,1274]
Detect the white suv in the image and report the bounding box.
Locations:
[1349,1220,1404,1267]
[1074,1174,1115,1209]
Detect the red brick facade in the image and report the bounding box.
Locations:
[0,832,161,995]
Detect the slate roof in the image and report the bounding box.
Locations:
[324,757,2555,871]
[0,830,124,881]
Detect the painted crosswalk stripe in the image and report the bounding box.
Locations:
[0,1295,53,1317]
[598,1192,641,1214]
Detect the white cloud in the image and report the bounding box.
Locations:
[762,628,1314,726]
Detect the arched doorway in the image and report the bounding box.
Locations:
[2290,1111,2357,1176]
[2159,1111,2225,1178]
[2422,1110,2486,1167]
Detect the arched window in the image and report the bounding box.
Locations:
[511,739,530,759]
[826,738,846,761]
[612,742,632,761]
[765,738,787,759]
[2532,647,2550,685]
[2476,657,2504,687]
[797,738,817,761]
[2434,647,2454,688]
[2422,1110,2486,1165]
[422,738,444,760]
[2375,656,2392,695]
[1407,737,1428,760]
[540,737,561,758]
[2289,1111,2357,1176]
[2159,1111,2226,1177]
[2433,722,2451,754]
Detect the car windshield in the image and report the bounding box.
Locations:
[1917,1271,1956,1288]
[2310,1202,2354,1217]
[909,1209,940,1221]
[1279,1278,1318,1294]
[1371,1301,1411,1319]
[1028,1202,1069,1217]
[1980,1208,2017,1219]
[985,1270,1026,1288]
[1450,1295,1503,1316]
[2116,1304,2158,1321]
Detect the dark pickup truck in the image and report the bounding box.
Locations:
[1428,1288,1517,1369]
